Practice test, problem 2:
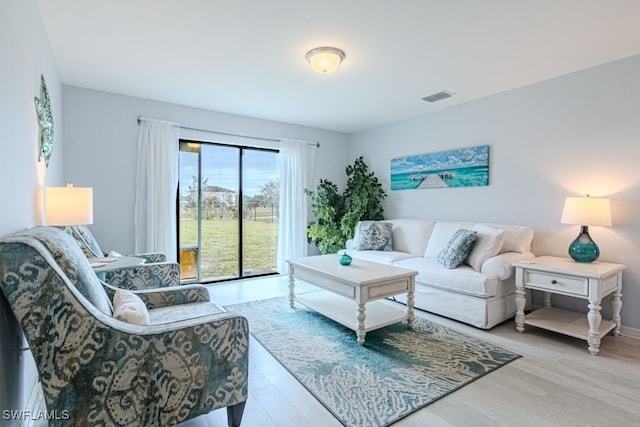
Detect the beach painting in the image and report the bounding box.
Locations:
[390,145,489,190]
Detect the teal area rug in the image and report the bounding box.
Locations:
[225,296,520,427]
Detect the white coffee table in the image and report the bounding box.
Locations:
[287,254,417,345]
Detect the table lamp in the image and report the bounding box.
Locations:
[45,183,93,236]
[560,195,611,263]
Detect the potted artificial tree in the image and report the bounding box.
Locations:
[306,156,386,254]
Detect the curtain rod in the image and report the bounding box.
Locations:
[137,116,320,147]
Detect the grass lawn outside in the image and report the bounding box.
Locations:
[179,217,279,279]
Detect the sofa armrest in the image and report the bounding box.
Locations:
[481,251,535,280]
[104,262,181,290]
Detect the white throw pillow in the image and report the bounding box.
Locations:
[465,224,504,271]
[112,289,150,325]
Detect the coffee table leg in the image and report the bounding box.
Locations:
[407,290,415,329]
[288,265,295,308]
[356,303,366,345]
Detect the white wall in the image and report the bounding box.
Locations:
[63,86,350,256]
[0,0,64,234]
[350,54,640,332]
[0,0,64,421]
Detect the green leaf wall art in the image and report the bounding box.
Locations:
[34,74,54,167]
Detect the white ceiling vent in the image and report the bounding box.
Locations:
[421,90,455,103]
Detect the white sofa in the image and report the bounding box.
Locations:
[345,219,535,329]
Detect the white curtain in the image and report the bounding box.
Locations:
[134,118,180,262]
[277,139,317,273]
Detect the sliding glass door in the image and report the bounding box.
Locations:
[178,140,279,282]
[241,149,280,276]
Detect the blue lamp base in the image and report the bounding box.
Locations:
[568,225,600,263]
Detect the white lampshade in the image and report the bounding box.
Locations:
[560,196,612,227]
[305,47,345,74]
[45,184,93,226]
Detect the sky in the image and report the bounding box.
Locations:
[390,145,489,175]
[179,144,278,197]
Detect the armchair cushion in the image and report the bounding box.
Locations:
[106,282,221,325]
[102,282,211,309]
[113,289,150,325]
[148,302,224,325]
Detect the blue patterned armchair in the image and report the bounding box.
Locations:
[71,224,167,263]
[70,225,183,290]
[0,226,249,426]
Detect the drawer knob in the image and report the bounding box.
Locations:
[550,279,558,284]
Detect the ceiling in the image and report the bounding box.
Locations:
[37,0,640,134]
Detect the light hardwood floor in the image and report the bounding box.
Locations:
[183,274,640,427]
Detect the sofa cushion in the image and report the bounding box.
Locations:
[386,219,436,256]
[395,257,501,298]
[466,224,504,271]
[355,221,393,251]
[425,221,534,256]
[437,229,477,269]
[347,250,417,265]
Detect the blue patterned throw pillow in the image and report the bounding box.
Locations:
[355,221,393,251]
[437,229,478,269]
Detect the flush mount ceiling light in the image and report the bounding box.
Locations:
[305,47,345,74]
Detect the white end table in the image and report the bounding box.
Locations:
[89,256,146,280]
[513,256,625,355]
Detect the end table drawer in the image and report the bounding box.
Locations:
[524,271,588,296]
